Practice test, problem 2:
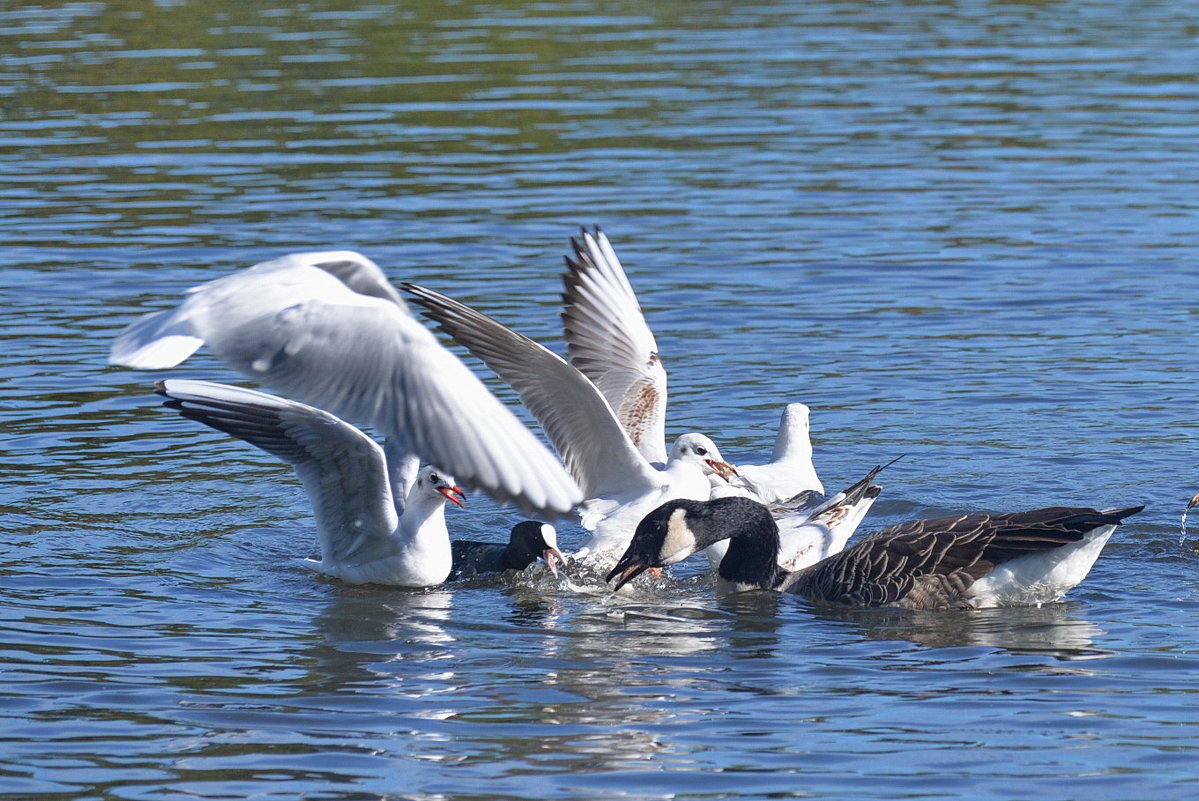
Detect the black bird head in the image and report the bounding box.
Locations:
[605,501,691,591]
[506,521,566,576]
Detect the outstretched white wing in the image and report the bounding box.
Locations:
[403,283,662,503]
[560,227,668,465]
[156,379,397,566]
[109,251,582,518]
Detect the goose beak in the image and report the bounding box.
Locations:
[706,459,739,480]
[438,485,466,507]
[605,554,651,593]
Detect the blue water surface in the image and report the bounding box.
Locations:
[3,1,1199,799]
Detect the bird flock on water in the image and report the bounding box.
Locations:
[109,227,1147,610]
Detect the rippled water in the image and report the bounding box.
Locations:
[4,1,1199,799]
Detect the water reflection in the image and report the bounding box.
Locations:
[304,587,457,691]
[809,601,1109,662]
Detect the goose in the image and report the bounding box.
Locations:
[607,495,1143,609]
[449,521,567,579]
[560,227,823,499]
[157,378,466,588]
[401,283,737,561]
[109,250,581,518]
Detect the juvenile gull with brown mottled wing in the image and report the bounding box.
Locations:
[403,283,738,562]
[560,227,823,501]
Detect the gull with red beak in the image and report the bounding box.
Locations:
[157,379,467,588]
[559,228,824,505]
[403,284,739,565]
[108,250,580,520]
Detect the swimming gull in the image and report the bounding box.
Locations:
[158,378,466,588]
[109,250,581,518]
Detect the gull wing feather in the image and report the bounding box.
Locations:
[110,252,581,518]
[402,283,661,501]
[109,252,407,368]
[561,227,668,465]
[156,378,397,566]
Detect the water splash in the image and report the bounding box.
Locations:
[1182,491,1199,545]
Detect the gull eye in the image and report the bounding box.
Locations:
[429,473,441,484]
[695,446,708,456]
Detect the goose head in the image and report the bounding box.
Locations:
[606,496,779,592]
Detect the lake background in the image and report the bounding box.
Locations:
[3,1,1199,799]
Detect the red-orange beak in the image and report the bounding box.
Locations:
[706,459,739,480]
[438,485,466,507]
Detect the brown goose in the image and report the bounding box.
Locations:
[607,496,1143,609]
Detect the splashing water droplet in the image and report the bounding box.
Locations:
[1183,492,1199,545]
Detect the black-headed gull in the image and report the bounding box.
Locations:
[109,251,581,519]
[449,521,566,579]
[157,379,467,588]
[401,283,737,561]
[559,227,824,499]
[608,496,1143,608]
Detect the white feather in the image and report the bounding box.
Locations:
[110,251,581,518]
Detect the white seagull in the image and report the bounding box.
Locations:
[402,283,738,562]
[158,379,466,588]
[559,227,824,499]
[608,496,1143,609]
[109,250,581,518]
[725,403,824,502]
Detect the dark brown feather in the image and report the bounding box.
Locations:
[780,506,1142,609]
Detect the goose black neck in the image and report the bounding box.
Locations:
[701,498,783,590]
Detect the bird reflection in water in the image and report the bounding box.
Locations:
[803,600,1108,664]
